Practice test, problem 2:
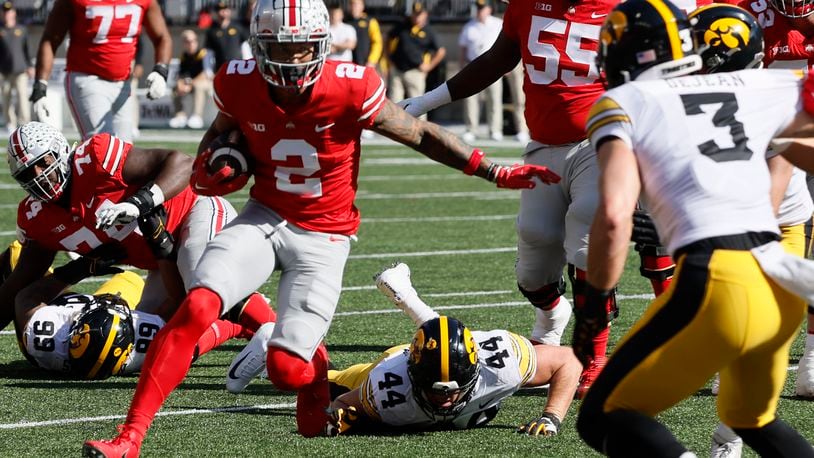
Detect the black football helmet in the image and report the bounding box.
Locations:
[597,0,702,88]
[407,316,479,419]
[690,4,764,73]
[68,294,135,380]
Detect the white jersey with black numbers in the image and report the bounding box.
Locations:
[22,294,165,374]
[586,69,803,254]
[359,330,536,429]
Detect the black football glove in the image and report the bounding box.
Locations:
[52,244,126,285]
[138,205,176,260]
[572,284,613,367]
[324,406,363,437]
[632,209,662,246]
[517,412,561,437]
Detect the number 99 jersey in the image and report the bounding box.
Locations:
[22,294,165,374]
[359,330,537,429]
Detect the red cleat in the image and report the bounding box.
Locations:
[576,356,606,400]
[83,425,142,458]
[296,344,331,438]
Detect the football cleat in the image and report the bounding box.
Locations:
[82,425,142,458]
[576,356,606,400]
[711,427,743,458]
[375,262,417,307]
[226,322,275,394]
[530,295,572,346]
[795,334,814,398]
[296,343,331,438]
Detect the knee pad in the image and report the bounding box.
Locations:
[518,278,566,310]
[168,288,223,335]
[568,264,618,322]
[266,346,315,391]
[636,243,675,282]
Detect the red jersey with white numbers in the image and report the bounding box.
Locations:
[16,134,198,270]
[213,59,387,235]
[65,0,151,81]
[502,0,616,145]
[725,0,814,69]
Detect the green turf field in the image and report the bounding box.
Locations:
[0,141,810,457]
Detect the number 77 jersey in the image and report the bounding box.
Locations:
[585,69,803,255]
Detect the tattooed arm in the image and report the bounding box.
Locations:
[370,99,560,188]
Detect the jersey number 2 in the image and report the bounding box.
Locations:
[681,92,753,163]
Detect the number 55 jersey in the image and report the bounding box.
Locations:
[585,69,804,254]
[358,330,536,429]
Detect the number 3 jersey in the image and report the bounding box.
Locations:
[213,59,387,235]
[585,69,803,254]
[21,293,165,373]
[359,330,536,429]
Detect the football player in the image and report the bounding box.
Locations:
[0,122,275,336]
[82,0,563,453]
[30,0,171,142]
[574,0,814,455]
[720,0,814,400]
[224,262,582,437]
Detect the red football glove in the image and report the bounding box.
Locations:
[190,148,250,196]
[804,69,814,116]
[493,164,561,189]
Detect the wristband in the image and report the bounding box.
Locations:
[463,149,484,176]
[30,80,48,102]
[152,63,169,81]
[486,163,501,182]
[125,184,164,216]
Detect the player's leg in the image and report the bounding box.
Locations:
[110,80,135,143]
[64,72,117,140]
[516,142,571,348]
[562,140,618,395]
[375,262,439,327]
[93,271,145,310]
[796,216,814,397]
[266,226,350,437]
[83,201,281,454]
[577,250,743,456]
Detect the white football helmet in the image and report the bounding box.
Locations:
[249,0,331,89]
[7,122,71,202]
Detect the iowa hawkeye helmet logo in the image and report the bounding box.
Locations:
[703,17,751,50]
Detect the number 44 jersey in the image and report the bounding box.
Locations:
[359,330,537,429]
[585,69,804,255]
[22,293,164,374]
[213,59,387,236]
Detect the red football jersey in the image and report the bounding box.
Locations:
[16,134,198,270]
[213,59,387,235]
[65,0,151,81]
[725,0,814,68]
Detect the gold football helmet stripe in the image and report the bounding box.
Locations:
[87,313,120,379]
[439,316,450,382]
[646,0,683,60]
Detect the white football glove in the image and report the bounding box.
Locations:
[145,64,169,100]
[517,413,560,437]
[396,82,452,117]
[32,97,55,124]
[95,202,141,229]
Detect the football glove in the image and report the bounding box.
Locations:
[572,284,613,367]
[96,185,164,229]
[138,205,175,260]
[631,209,661,246]
[518,412,561,437]
[190,147,250,196]
[396,83,451,117]
[30,80,55,124]
[145,64,169,100]
[324,406,363,437]
[492,164,561,189]
[52,244,126,285]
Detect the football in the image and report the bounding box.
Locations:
[206,129,251,180]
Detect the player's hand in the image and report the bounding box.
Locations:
[324,406,362,437]
[96,202,141,229]
[30,80,54,124]
[145,64,169,100]
[517,412,560,437]
[190,148,249,196]
[137,205,175,260]
[572,285,612,367]
[52,244,126,285]
[631,209,661,246]
[492,164,561,189]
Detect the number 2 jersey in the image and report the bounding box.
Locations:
[213,59,387,235]
[21,293,164,373]
[359,330,536,429]
[585,69,803,254]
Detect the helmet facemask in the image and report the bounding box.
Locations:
[769,0,814,17]
[7,122,71,202]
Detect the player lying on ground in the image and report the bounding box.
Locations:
[226,262,582,437]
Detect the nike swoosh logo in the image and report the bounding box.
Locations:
[478,396,500,409]
[84,197,94,209]
[591,12,608,18]
[228,354,249,380]
[315,123,335,132]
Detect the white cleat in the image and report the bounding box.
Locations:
[226,322,275,394]
[711,434,743,458]
[530,295,572,346]
[374,262,416,307]
[795,334,814,398]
